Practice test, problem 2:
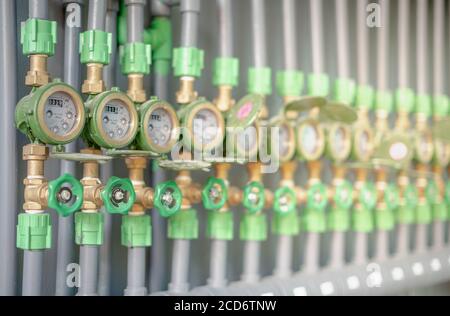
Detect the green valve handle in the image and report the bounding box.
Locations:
[202,177,228,211]
[334,180,353,210]
[358,182,377,211]
[306,183,328,212]
[384,184,400,211]
[48,174,83,217]
[243,181,265,214]
[154,181,183,218]
[274,186,297,215]
[101,177,136,215]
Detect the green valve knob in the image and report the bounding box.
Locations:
[384,184,400,211]
[358,182,377,211]
[202,177,228,211]
[48,174,83,217]
[101,177,136,215]
[306,183,328,212]
[243,181,265,214]
[154,181,182,218]
[404,184,419,209]
[334,180,353,210]
[274,186,297,215]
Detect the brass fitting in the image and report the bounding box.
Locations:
[175,171,202,210]
[127,74,147,103]
[125,157,155,215]
[23,144,50,212]
[375,168,388,205]
[228,187,243,206]
[80,148,104,212]
[26,55,51,87]
[307,161,322,185]
[215,163,232,211]
[176,77,198,105]
[375,110,390,133]
[284,96,300,120]
[82,63,105,94]
[396,111,410,130]
[432,165,445,197]
[416,163,428,201]
[214,85,235,112]
[247,162,263,182]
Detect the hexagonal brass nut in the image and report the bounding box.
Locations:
[25,70,50,87]
[82,79,105,95]
[23,144,49,159]
[176,89,198,105]
[127,89,147,104]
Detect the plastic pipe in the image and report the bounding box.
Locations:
[217,0,233,58]
[303,232,320,274]
[416,0,428,94]
[29,0,48,19]
[376,0,389,91]
[55,0,84,297]
[310,0,324,74]
[208,240,228,288]
[356,0,369,86]
[396,224,410,258]
[328,231,346,270]
[151,0,171,16]
[97,0,119,297]
[88,0,108,30]
[77,246,100,296]
[241,240,262,283]
[375,230,390,262]
[353,232,368,266]
[169,239,191,293]
[0,0,18,296]
[335,0,350,79]
[282,0,297,70]
[126,0,145,43]
[22,251,44,296]
[397,0,410,89]
[274,235,294,278]
[251,0,268,68]
[180,0,200,47]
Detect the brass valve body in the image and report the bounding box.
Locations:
[125,157,155,215]
[214,86,235,112]
[82,63,105,94]
[23,144,50,212]
[26,55,50,87]
[127,74,147,103]
[176,77,198,105]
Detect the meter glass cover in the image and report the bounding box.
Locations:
[192,109,220,146]
[302,124,319,156]
[278,124,292,157]
[237,124,258,153]
[148,108,173,147]
[101,99,131,142]
[44,92,78,137]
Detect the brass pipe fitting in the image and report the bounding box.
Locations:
[23,144,50,212]
[307,161,322,185]
[214,85,235,112]
[80,148,103,212]
[82,63,105,94]
[228,187,243,206]
[175,170,202,210]
[26,55,50,87]
[176,77,198,105]
[125,157,155,215]
[127,74,147,103]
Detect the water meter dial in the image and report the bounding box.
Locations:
[15,81,85,145]
[326,123,352,162]
[274,121,296,163]
[433,140,450,166]
[414,131,434,164]
[228,122,260,161]
[296,119,326,161]
[85,89,138,149]
[352,126,375,162]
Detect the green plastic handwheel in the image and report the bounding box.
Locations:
[154,181,183,218]
[358,182,377,211]
[306,182,328,211]
[202,177,228,211]
[243,181,265,214]
[274,186,297,215]
[48,173,83,217]
[101,177,136,215]
[384,184,400,211]
[334,180,353,210]
[403,184,419,209]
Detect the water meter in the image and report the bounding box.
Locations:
[284,96,328,115]
[136,98,180,154]
[434,140,450,166]
[84,88,139,149]
[178,99,225,153]
[326,123,352,162]
[15,80,85,145]
[414,131,434,164]
[273,120,296,163]
[296,119,326,161]
[352,126,375,162]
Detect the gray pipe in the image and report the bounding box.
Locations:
[310,0,324,74]
[241,240,261,283]
[180,0,200,47]
[88,0,108,30]
[282,0,297,70]
[356,0,369,86]
[29,0,48,19]
[376,0,389,91]
[98,0,118,297]
[303,232,320,274]
[125,248,148,296]
[335,0,350,78]
[151,0,171,16]
[375,230,390,262]
[77,246,100,296]
[432,221,445,250]
[22,251,44,296]
[353,232,368,265]
[397,0,410,89]
[328,231,345,270]
[433,0,445,95]
[208,240,228,288]
[169,239,191,293]
[55,0,84,297]
[126,0,145,43]
[0,0,18,296]
[217,0,233,58]
[416,0,428,94]
[274,236,293,278]
[251,0,268,68]
[416,224,428,254]
[396,224,410,258]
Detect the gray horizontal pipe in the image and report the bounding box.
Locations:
[163,248,450,296]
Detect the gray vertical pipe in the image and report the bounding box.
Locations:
[353,232,368,265]
[208,240,228,288]
[126,0,145,43]
[180,0,200,47]
[303,232,320,274]
[0,0,18,296]
[416,0,428,95]
[376,0,389,91]
[217,0,233,58]
[335,0,350,79]
[251,0,268,68]
[77,0,107,297]
[169,240,191,293]
[396,224,410,257]
[98,0,119,297]
[375,230,389,262]
[21,0,51,297]
[328,232,345,269]
[356,0,369,86]
[310,0,324,74]
[55,0,83,297]
[241,240,262,283]
[282,0,297,70]
[274,235,293,278]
